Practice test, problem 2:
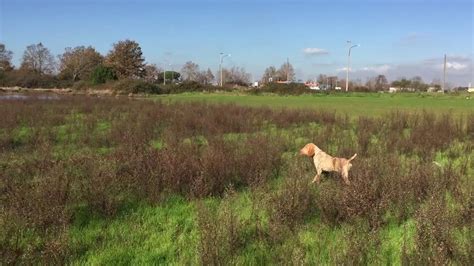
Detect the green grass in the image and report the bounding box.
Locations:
[70,196,199,265]
[154,92,473,117]
[69,189,418,264]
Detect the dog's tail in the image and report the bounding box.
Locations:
[348,153,357,161]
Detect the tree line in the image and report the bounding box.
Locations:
[0,41,448,92]
[0,41,254,88]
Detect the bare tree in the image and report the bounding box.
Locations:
[0,43,14,71]
[411,76,428,91]
[222,66,251,85]
[328,76,338,89]
[105,39,145,79]
[375,75,388,91]
[181,61,200,81]
[59,46,103,81]
[261,66,277,83]
[143,64,162,83]
[317,74,328,84]
[196,68,215,84]
[277,61,295,82]
[365,76,377,91]
[20,42,56,74]
[205,68,214,84]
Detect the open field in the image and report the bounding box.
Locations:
[1,93,473,264]
[156,92,473,117]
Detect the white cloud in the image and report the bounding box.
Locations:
[336,65,391,73]
[303,47,329,56]
[360,64,392,73]
[434,62,469,70]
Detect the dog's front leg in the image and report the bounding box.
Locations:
[311,175,321,184]
[312,168,322,184]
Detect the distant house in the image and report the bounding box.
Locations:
[389,87,415,93]
[389,87,398,93]
[305,81,320,90]
[468,83,474,93]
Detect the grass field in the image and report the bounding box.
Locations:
[155,92,473,117]
[1,93,473,264]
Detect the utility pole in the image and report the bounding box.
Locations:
[443,54,447,91]
[286,57,289,82]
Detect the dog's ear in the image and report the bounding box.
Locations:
[307,144,315,156]
[300,143,317,157]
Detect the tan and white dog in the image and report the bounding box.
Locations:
[300,143,357,185]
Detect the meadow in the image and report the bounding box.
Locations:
[156,91,473,117]
[1,93,473,264]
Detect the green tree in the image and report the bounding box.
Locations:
[158,71,181,83]
[91,65,117,84]
[392,78,411,89]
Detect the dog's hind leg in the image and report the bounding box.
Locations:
[342,166,350,185]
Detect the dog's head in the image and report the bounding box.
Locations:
[299,143,320,157]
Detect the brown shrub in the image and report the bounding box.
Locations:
[267,159,317,242]
[196,191,244,265]
[408,195,471,265]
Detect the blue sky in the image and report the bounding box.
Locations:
[1,0,473,85]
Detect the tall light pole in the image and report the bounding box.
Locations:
[163,61,172,85]
[163,63,166,85]
[442,54,447,91]
[219,52,231,86]
[346,41,360,92]
[169,63,173,84]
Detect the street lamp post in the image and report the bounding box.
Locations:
[346,41,360,92]
[163,62,172,85]
[163,64,166,85]
[219,52,231,86]
[169,63,173,84]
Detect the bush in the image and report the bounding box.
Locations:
[253,83,314,95]
[91,65,117,84]
[107,79,161,94]
[160,81,231,94]
[267,159,317,242]
[0,69,71,88]
[196,192,244,265]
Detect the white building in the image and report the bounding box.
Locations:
[468,83,474,93]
